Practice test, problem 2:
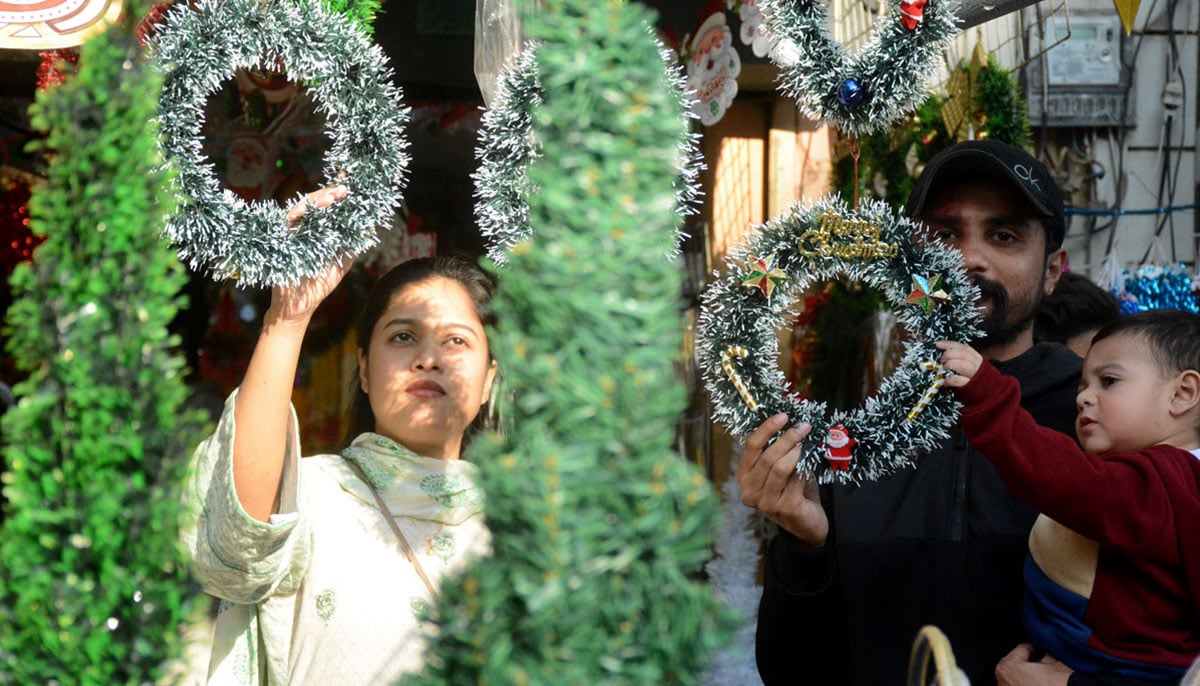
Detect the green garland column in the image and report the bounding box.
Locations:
[409,0,736,683]
[0,2,207,682]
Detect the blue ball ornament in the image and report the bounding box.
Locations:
[838,78,868,109]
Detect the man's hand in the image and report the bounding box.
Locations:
[996,644,1072,686]
[735,413,827,548]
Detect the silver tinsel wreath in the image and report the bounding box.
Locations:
[151,0,409,286]
[761,0,960,137]
[696,195,981,484]
[474,40,703,264]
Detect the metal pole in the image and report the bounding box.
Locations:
[958,0,1044,29]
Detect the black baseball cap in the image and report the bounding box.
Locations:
[905,140,1066,251]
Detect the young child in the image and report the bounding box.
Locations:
[1034,270,1121,358]
[938,310,1200,683]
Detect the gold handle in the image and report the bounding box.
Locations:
[907,625,959,686]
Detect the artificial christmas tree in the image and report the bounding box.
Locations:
[0,0,207,681]
[409,1,736,683]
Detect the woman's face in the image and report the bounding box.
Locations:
[358,276,496,460]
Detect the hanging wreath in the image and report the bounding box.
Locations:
[151,0,409,287]
[474,42,703,264]
[696,195,980,483]
[761,0,959,137]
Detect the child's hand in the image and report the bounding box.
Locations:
[935,341,983,388]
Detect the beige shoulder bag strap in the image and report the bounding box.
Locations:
[343,459,439,599]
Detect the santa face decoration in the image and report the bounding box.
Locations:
[685,11,742,126]
[899,0,928,31]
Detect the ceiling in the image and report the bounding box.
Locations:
[0,1,714,101]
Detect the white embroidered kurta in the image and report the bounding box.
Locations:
[181,391,490,685]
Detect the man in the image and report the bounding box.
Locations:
[738,140,1081,685]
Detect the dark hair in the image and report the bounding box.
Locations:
[1092,309,1200,377]
[1034,272,1120,346]
[343,254,498,448]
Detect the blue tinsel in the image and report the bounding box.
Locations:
[1115,265,1200,313]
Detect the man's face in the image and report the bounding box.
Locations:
[917,178,1066,357]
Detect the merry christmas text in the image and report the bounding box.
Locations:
[797,211,899,259]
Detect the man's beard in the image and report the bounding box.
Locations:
[973,274,1038,350]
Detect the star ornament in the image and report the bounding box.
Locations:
[742,254,789,298]
[906,273,952,314]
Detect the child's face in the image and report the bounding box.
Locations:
[1075,332,1175,453]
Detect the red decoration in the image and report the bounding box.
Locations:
[899,0,928,30]
[823,423,857,471]
[788,286,833,397]
[1,180,41,277]
[137,4,172,45]
[36,49,79,91]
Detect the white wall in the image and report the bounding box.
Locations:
[830,0,1197,277]
[1048,0,1198,277]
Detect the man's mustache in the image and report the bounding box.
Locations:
[971,275,1009,310]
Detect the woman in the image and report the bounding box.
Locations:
[182,188,499,684]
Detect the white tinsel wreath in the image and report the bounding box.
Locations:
[761,0,960,137]
[474,41,703,264]
[696,195,981,484]
[151,0,409,287]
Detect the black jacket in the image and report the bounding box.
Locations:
[755,343,1082,686]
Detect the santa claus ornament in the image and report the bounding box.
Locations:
[823,424,857,471]
[696,196,981,484]
[899,0,929,30]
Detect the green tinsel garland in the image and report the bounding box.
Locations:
[151,0,409,287]
[762,0,960,137]
[475,40,703,264]
[696,195,981,484]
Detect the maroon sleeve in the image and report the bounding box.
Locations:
[955,360,1181,559]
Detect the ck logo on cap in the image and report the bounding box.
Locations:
[1013,163,1041,191]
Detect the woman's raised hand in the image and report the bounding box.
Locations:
[267,184,352,325]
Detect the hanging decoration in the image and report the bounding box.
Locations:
[759,0,959,137]
[474,41,703,263]
[0,0,122,50]
[734,0,773,58]
[942,41,1030,145]
[1,178,40,277]
[1113,0,1141,35]
[696,196,981,484]
[682,2,742,126]
[36,49,79,91]
[151,0,409,287]
[831,43,1030,208]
